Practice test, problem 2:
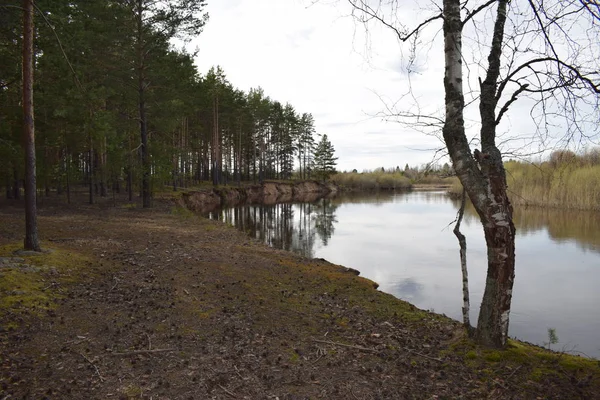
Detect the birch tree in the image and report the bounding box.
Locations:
[347,0,600,347]
[454,188,470,331]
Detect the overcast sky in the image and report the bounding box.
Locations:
[189,0,594,171]
[189,0,449,171]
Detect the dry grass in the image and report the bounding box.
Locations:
[331,171,411,191]
[447,149,600,210]
[506,158,600,210]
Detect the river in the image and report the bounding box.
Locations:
[208,190,600,359]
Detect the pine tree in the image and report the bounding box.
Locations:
[297,113,315,179]
[22,0,40,251]
[312,134,337,181]
[1,2,326,197]
[127,0,208,206]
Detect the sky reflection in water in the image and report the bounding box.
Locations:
[210,191,600,358]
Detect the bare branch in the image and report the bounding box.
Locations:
[462,0,497,27]
[527,0,561,62]
[579,0,600,22]
[496,83,529,125]
[497,57,600,101]
[347,0,443,42]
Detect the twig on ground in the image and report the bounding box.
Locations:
[312,354,324,364]
[401,347,444,362]
[109,277,120,291]
[312,339,376,353]
[312,345,327,364]
[506,365,522,379]
[218,384,237,398]
[43,282,60,290]
[494,379,509,390]
[233,365,244,380]
[107,348,175,356]
[78,352,105,382]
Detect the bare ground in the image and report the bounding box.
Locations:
[0,192,599,399]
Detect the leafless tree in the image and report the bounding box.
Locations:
[346,0,600,347]
[453,188,470,331]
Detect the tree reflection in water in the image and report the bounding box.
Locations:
[453,198,600,253]
[212,193,600,256]
[208,199,339,258]
[313,199,339,246]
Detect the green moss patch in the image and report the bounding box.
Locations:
[452,337,600,387]
[0,243,93,325]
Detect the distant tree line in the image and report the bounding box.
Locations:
[0,1,332,206]
[340,162,454,181]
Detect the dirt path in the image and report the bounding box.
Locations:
[0,195,598,399]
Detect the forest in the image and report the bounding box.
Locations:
[0,1,334,207]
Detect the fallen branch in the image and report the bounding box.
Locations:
[218,384,237,399]
[43,282,60,291]
[233,365,244,380]
[402,347,443,362]
[109,276,120,292]
[506,365,522,379]
[78,352,105,382]
[107,348,175,356]
[312,339,376,353]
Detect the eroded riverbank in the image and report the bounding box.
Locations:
[176,180,338,213]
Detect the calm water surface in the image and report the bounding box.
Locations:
[209,191,600,358]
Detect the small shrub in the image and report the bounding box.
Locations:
[544,328,559,350]
[483,351,502,362]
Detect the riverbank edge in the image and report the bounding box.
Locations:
[170,181,454,213]
[172,180,338,213]
[0,194,599,398]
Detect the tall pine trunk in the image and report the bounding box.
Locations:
[5,175,11,199]
[137,0,151,207]
[22,0,40,251]
[88,132,94,205]
[65,150,71,204]
[212,95,220,186]
[13,168,20,200]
